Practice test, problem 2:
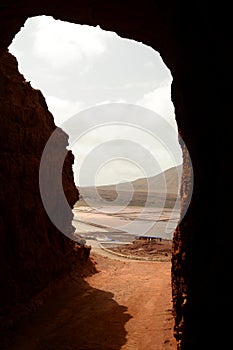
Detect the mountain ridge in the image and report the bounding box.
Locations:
[79,164,182,194]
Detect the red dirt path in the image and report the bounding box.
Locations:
[4,252,176,350]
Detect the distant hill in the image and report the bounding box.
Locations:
[97,165,182,194]
[77,165,182,208]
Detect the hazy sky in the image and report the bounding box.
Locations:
[9,15,182,186]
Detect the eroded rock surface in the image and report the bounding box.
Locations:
[0,51,90,310]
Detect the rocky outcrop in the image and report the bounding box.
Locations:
[0,51,90,310]
[0,2,230,349]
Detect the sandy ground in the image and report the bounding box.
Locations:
[3,252,176,350]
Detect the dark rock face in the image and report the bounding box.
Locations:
[0,51,90,309]
[0,2,230,349]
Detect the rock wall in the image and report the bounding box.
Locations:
[0,51,90,310]
[171,5,231,348]
[0,2,231,349]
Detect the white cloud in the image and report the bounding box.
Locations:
[8,15,181,185]
[94,159,146,186]
[46,95,85,125]
[144,61,155,67]
[33,16,111,68]
[95,98,127,106]
[47,98,128,126]
[70,122,181,186]
[137,83,177,129]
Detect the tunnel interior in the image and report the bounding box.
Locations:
[0,2,230,350]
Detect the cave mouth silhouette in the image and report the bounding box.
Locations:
[1,3,224,349]
[9,15,184,246]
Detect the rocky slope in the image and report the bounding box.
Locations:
[98,165,182,194]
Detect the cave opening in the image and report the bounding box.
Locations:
[9,15,184,249]
[1,3,227,349]
[1,11,195,350]
[0,16,187,341]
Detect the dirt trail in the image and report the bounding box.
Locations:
[5,252,176,350]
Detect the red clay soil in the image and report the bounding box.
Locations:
[1,252,176,350]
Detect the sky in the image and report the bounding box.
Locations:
[9,15,182,186]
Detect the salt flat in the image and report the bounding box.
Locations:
[73,205,180,244]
